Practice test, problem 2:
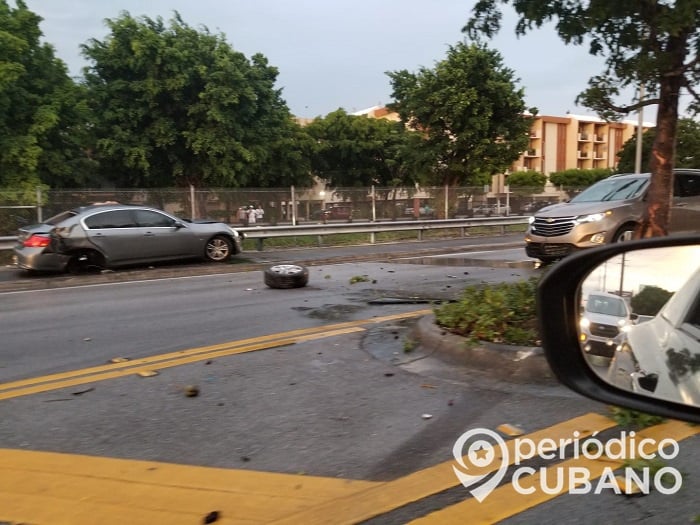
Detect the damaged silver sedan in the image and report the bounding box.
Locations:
[13,204,243,272]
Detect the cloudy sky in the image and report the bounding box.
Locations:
[24,0,621,119]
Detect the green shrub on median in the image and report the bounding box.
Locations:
[434,277,540,346]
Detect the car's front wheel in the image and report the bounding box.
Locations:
[264,264,309,289]
[205,236,233,262]
[613,224,637,242]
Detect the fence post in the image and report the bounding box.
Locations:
[371,185,376,222]
[36,187,43,223]
[190,185,196,219]
[291,185,297,226]
[444,184,448,219]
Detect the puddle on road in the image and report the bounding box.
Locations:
[399,257,537,269]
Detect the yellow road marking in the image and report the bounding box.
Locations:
[270,412,617,524]
[0,450,378,525]
[409,420,700,524]
[0,309,431,401]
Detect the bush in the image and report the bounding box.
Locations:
[434,277,540,346]
[548,168,613,189]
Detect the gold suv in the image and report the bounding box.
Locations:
[525,169,700,263]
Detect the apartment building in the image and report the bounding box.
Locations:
[352,106,653,176]
[515,113,653,175]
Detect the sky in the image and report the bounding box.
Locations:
[22,0,638,120]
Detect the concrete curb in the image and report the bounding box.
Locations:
[414,314,557,384]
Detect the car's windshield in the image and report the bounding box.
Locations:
[586,295,628,317]
[570,176,649,203]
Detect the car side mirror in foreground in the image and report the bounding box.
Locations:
[537,235,700,423]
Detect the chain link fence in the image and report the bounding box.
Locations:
[0,185,573,235]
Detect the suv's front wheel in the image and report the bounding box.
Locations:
[613,224,637,242]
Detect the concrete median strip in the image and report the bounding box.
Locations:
[414,314,556,383]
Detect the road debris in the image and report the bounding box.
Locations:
[184,385,200,397]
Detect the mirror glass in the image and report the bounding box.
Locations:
[579,245,700,406]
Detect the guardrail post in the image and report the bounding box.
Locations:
[417,230,423,241]
[317,235,323,247]
[256,238,264,251]
[369,232,375,244]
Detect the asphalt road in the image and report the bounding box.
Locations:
[0,237,698,524]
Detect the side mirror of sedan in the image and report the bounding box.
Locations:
[537,235,700,423]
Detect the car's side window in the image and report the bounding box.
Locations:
[134,210,175,228]
[84,210,137,229]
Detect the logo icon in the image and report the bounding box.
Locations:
[452,428,508,502]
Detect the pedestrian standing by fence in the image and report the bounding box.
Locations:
[237,207,248,227]
[255,205,264,223]
[247,206,257,225]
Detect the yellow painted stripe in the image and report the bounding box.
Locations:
[409,420,700,524]
[0,449,378,525]
[0,309,431,401]
[271,412,617,524]
[0,327,363,401]
[0,309,430,393]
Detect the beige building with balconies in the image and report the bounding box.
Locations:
[513,113,653,175]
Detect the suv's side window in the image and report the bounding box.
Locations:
[676,173,700,197]
[84,210,136,229]
[134,210,175,228]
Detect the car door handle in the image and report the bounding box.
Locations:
[674,202,687,207]
[144,232,155,236]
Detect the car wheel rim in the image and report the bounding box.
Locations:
[207,238,230,261]
[617,230,634,242]
[269,264,304,275]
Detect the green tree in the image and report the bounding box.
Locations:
[617,118,700,173]
[548,168,613,190]
[631,285,673,316]
[386,42,533,187]
[0,0,93,193]
[306,109,421,189]
[82,12,300,188]
[506,170,547,193]
[465,1,700,238]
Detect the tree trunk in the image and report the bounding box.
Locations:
[638,61,683,238]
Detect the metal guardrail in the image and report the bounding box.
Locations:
[1,216,529,252]
[238,216,529,250]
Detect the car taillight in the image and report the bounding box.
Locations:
[23,235,51,248]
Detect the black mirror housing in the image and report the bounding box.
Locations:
[537,234,700,423]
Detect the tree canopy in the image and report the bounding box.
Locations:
[465,0,700,237]
[631,285,673,316]
[387,42,533,187]
[617,118,700,173]
[82,11,301,188]
[305,109,422,190]
[0,0,92,194]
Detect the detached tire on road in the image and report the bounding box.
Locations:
[264,264,309,289]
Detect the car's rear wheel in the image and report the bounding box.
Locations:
[66,250,105,273]
[264,264,309,289]
[613,224,637,242]
[205,236,233,262]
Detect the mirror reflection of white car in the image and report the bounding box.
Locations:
[579,292,635,365]
[607,267,700,405]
